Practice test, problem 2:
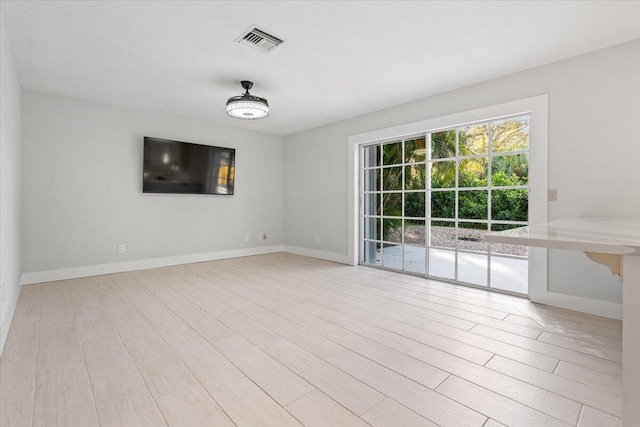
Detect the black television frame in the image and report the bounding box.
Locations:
[142,136,236,195]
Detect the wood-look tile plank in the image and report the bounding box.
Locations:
[232,267,388,305]
[36,320,84,372]
[265,340,385,416]
[283,260,466,305]
[212,267,423,325]
[342,280,510,320]
[407,344,581,424]
[222,275,419,352]
[154,384,234,427]
[0,318,39,427]
[578,406,621,427]
[164,281,286,349]
[68,279,104,309]
[224,282,345,336]
[485,355,621,418]
[554,361,622,395]
[73,305,116,342]
[299,266,510,320]
[251,268,390,305]
[420,320,559,371]
[324,328,447,389]
[542,306,622,331]
[32,361,100,427]
[202,284,348,359]
[303,296,494,365]
[105,307,199,399]
[292,300,420,353]
[506,313,622,349]
[435,376,571,427]
[285,389,370,427]
[96,387,167,427]
[505,311,622,349]
[361,398,438,427]
[82,334,148,401]
[105,282,243,425]
[39,282,74,325]
[211,378,303,427]
[136,277,237,344]
[0,286,41,427]
[82,334,165,426]
[462,297,531,316]
[286,269,494,336]
[334,269,479,305]
[134,271,320,407]
[220,262,484,329]
[538,331,622,362]
[87,274,120,296]
[471,324,622,376]
[328,350,485,427]
[370,298,478,331]
[555,329,623,350]
[504,311,582,333]
[116,282,246,392]
[215,335,315,405]
[579,322,623,340]
[9,285,41,325]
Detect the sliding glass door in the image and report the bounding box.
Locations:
[360,115,529,295]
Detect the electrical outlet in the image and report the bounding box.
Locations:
[118,244,126,254]
[548,189,558,202]
[262,233,267,240]
[258,234,263,241]
[314,235,320,244]
[244,234,250,242]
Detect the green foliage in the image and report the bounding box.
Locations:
[492,154,528,185]
[459,190,488,220]
[491,118,529,152]
[430,191,455,219]
[405,192,426,218]
[426,165,528,227]
[378,119,529,239]
[431,130,456,159]
[382,141,403,165]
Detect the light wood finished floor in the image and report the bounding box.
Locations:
[0,253,623,427]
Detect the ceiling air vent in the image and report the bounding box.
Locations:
[235,26,283,53]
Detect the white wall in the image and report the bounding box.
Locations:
[21,91,284,279]
[284,39,640,305]
[0,10,23,352]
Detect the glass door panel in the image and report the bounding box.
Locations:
[429,248,455,279]
[360,115,530,295]
[404,246,426,275]
[458,252,488,286]
[381,243,402,270]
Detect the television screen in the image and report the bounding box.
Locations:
[143,137,235,195]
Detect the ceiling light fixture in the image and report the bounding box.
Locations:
[226,80,269,120]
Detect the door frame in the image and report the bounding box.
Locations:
[348,95,548,298]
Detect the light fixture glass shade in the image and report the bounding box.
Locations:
[226,96,269,120]
[227,81,269,120]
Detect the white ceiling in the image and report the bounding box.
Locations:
[3,1,639,136]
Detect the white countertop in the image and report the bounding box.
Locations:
[484,217,640,255]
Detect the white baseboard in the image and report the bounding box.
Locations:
[283,245,353,265]
[531,290,622,320]
[20,245,285,285]
[0,282,22,355]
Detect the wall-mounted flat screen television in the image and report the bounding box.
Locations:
[143,137,235,195]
